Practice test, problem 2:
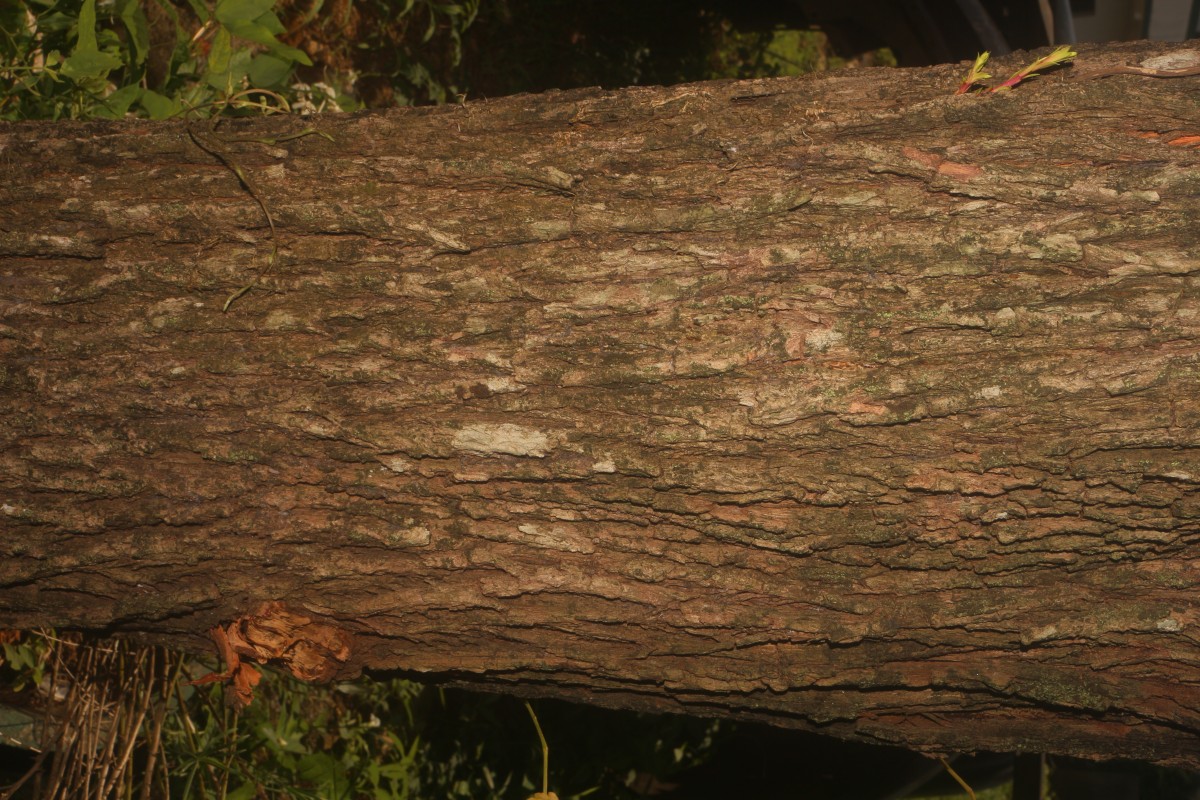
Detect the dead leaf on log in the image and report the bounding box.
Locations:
[191,602,351,707]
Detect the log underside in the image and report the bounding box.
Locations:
[2,40,1200,765]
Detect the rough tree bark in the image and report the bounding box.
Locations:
[3,39,1200,767]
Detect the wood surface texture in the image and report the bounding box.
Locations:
[3,40,1200,764]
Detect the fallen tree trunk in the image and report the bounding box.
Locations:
[3,39,1200,766]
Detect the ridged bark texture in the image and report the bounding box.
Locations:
[3,40,1200,766]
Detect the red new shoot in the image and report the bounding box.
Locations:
[956,51,992,94]
[991,45,1077,91]
[956,46,1077,93]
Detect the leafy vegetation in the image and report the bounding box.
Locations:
[0,630,723,799]
[456,0,891,99]
[0,0,476,120]
[705,24,894,80]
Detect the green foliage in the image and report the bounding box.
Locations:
[345,0,480,105]
[705,25,897,80]
[706,26,840,80]
[158,664,721,800]
[0,634,50,693]
[165,668,424,799]
[0,0,311,120]
[0,0,478,119]
[456,2,896,99]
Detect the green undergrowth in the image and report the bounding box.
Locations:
[706,24,895,80]
[0,631,722,799]
[168,670,722,800]
[0,0,475,120]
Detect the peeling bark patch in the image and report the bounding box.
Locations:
[452,423,552,457]
[1166,135,1200,148]
[901,146,943,170]
[937,161,984,181]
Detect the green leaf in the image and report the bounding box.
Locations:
[297,752,345,787]
[2,643,23,668]
[248,53,291,87]
[184,0,211,23]
[209,25,233,74]
[204,26,249,90]
[140,89,180,118]
[226,783,258,800]
[224,20,312,65]
[59,0,125,81]
[214,0,275,26]
[254,9,286,35]
[74,0,101,53]
[93,83,142,117]
[275,42,312,67]
[35,10,75,33]
[376,761,414,780]
[223,19,279,47]
[225,46,255,86]
[116,0,151,65]
[61,49,125,80]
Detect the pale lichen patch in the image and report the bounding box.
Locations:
[453,423,552,457]
[391,525,432,547]
[1022,624,1059,645]
[1037,372,1094,393]
[263,310,300,330]
[529,219,572,238]
[1143,250,1196,273]
[1122,190,1159,203]
[379,455,412,473]
[990,307,1017,327]
[485,376,525,394]
[1143,50,1200,70]
[819,190,879,206]
[146,296,195,329]
[804,327,843,353]
[516,523,595,553]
